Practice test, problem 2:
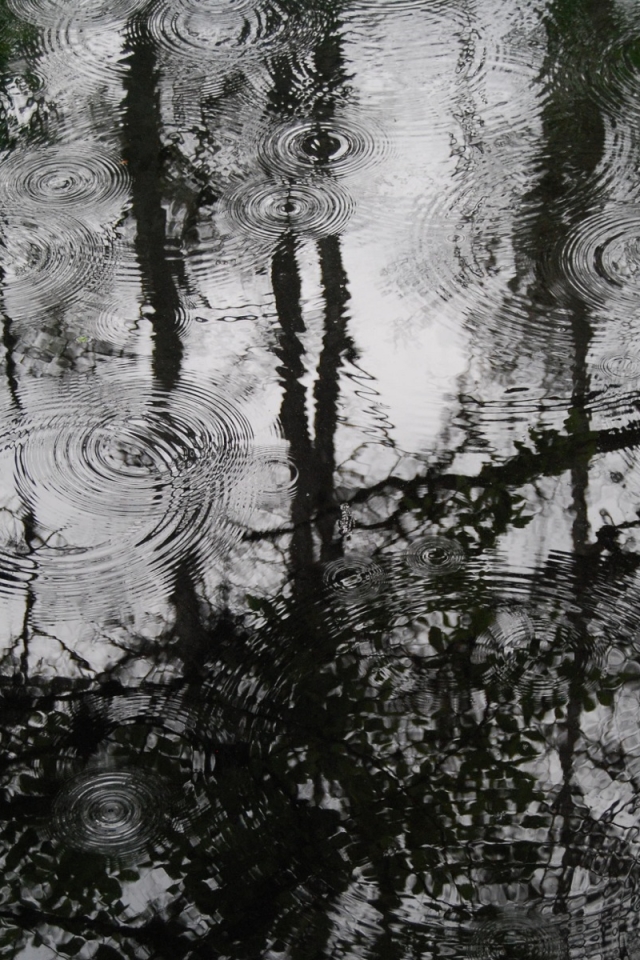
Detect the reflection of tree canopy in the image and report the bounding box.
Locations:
[0,0,640,956]
[3,531,640,957]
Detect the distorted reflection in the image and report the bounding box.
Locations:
[0,0,639,956]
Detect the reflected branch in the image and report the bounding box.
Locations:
[351,415,640,506]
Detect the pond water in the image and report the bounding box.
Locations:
[0,0,639,957]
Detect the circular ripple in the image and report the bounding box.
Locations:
[251,446,298,506]
[598,352,640,382]
[0,214,112,317]
[8,0,147,24]
[71,688,221,834]
[0,144,130,213]
[222,177,355,243]
[21,417,186,519]
[405,536,465,575]
[470,913,567,960]
[77,287,142,347]
[590,29,640,128]
[393,182,508,317]
[471,607,609,708]
[473,607,536,659]
[350,0,450,9]
[323,555,384,601]
[258,117,388,179]
[146,0,313,62]
[13,366,260,622]
[52,769,166,856]
[26,19,131,97]
[17,375,253,520]
[561,206,640,309]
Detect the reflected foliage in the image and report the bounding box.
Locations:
[0,0,639,956]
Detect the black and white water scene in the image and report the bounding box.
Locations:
[2,0,640,956]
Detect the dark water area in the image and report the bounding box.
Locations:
[1,0,640,957]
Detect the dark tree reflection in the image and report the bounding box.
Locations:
[1,0,640,957]
[123,25,184,391]
[268,0,357,586]
[505,0,622,917]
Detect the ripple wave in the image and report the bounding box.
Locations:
[258,116,389,179]
[405,535,465,575]
[470,912,568,960]
[471,604,609,709]
[323,555,384,602]
[52,769,166,856]
[8,0,147,24]
[146,0,316,62]
[0,143,130,214]
[0,213,112,317]
[222,176,355,243]
[561,205,640,308]
[13,366,261,621]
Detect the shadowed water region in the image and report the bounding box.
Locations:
[2,0,640,956]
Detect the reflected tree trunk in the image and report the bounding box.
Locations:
[1,309,20,413]
[123,28,184,391]
[124,27,213,667]
[507,0,619,913]
[271,234,317,580]
[0,267,35,679]
[271,231,354,579]
[314,235,353,562]
[268,1,355,583]
[169,558,213,680]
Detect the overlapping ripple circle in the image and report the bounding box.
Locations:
[2,0,640,955]
[0,144,131,214]
[11,367,259,619]
[0,214,113,318]
[145,0,316,60]
[7,0,147,24]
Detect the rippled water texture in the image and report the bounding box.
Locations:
[8,0,147,24]
[2,0,640,956]
[147,0,322,63]
[222,176,356,243]
[52,769,167,855]
[0,143,131,213]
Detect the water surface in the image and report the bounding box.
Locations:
[0,0,638,957]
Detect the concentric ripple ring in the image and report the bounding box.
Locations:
[52,770,166,856]
[252,446,298,505]
[8,0,148,24]
[471,607,609,709]
[223,177,355,242]
[146,0,311,61]
[405,536,465,574]
[470,913,567,960]
[562,206,640,308]
[599,352,640,382]
[0,213,112,317]
[258,117,389,179]
[13,367,261,621]
[0,144,131,213]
